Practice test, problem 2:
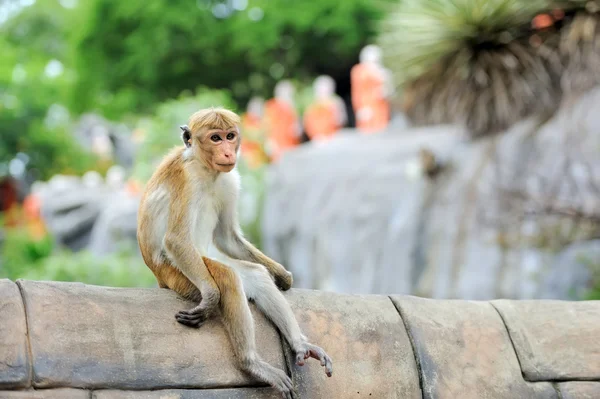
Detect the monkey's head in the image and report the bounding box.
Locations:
[181,107,242,173]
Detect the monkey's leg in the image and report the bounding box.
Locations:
[151,261,215,327]
[229,258,333,377]
[237,238,293,292]
[214,212,293,291]
[197,257,293,399]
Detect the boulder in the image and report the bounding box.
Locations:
[261,87,600,300]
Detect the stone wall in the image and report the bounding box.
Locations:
[1,279,599,398]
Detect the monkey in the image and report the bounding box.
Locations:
[137,107,332,398]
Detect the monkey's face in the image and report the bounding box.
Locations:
[198,128,240,173]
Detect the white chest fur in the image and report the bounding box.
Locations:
[188,169,240,255]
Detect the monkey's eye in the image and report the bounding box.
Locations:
[210,134,221,142]
[226,132,236,140]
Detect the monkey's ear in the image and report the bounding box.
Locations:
[180,125,191,148]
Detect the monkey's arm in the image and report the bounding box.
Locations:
[213,203,293,291]
[164,199,221,314]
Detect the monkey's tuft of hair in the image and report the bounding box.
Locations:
[188,107,241,133]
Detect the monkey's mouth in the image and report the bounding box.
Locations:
[217,163,235,167]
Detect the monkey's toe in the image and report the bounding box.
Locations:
[175,307,210,328]
[271,369,293,399]
[295,344,333,377]
[175,315,204,328]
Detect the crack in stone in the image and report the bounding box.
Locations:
[15,279,34,388]
[553,382,564,399]
[489,302,527,381]
[387,296,425,399]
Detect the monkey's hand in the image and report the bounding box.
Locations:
[274,269,293,291]
[295,343,333,378]
[175,283,220,328]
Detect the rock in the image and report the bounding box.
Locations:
[262,125,464,295]
[87,191,141,256]
[390,295,558,399]
[538,240,600,300]
[38,178,110,251]
[261,86,600,300]
[0,280,30,389]
[492,299,600,380]
[17,280,286,390]
[284,289,421,399]
[73,113,135,170]
[558,382,600,399]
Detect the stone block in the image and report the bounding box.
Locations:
[92,388,279,398]
[390,295,557,399]
[0,279,30,389]
[492,299,600,380]
[18,280,285,390]
[285,290,421,399]
[0,388,89,398]
[559,382,600,399]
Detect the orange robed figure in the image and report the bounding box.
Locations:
[351,45,393,133]
[240,97,269,168]
[303,75,347,142]
[263,80,301,162]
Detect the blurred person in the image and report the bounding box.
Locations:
[303,75,348,142]
[22,182,47,240]
[240,96,270,168]
[0,177,19,227]
[263,80,301,161]
[351,44,393,133]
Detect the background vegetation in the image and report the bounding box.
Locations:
[0,0,391,287]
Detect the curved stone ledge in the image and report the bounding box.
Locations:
[1,278,599,398]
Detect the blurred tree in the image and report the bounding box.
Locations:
[0,0,100,180]
[69,0,392,119]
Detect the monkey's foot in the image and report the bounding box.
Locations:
[274,270,293,291]
[175,303,216,328]
[295,343,333,377]
[268,366,293,399]
[242,360,293,399]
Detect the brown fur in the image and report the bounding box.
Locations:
[202,256,251,359]
[137,146,208,303]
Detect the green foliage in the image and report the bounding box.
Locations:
[579,254,600,300]
[0,227,54,279]
[20,246,157,288]
[69,0,391,118]
[0,0,99,177]
[1,0,390,179]
[0,225,156,288]
[0,0,392,287]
